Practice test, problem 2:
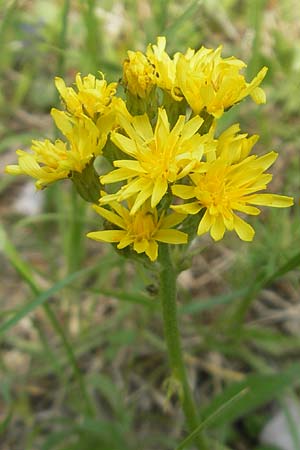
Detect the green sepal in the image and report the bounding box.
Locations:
[199,109,214,135]
[71,160,101,203]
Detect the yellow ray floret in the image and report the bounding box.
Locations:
[5,114,104,189]
[87,201,187,261]
[172,152,294,242]
[55,72,117,119]
[176,45,267,117]
[123,50,155,98]
[146,36,182,100]
[100,108,215,214]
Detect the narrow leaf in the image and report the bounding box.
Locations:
[176,388,248,450]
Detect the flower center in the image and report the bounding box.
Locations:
[129,211,157,241]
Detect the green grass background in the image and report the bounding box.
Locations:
[0,1,300,449]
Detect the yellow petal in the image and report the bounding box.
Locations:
[118,236,134,249]
[161,213,186,229]
[5,164,22,175]
[248,66,268,92]
[251,86,266,104]
[51,109,73,136]
[231,203,261,215]
[169,115,186,142]
[111,132,137,157]
[92,205,125,229]
[114,160,146,173]
[155,229,188,244]
[233,215,254,241]
[130,181,153,214]
[86,230,125,242]
[210,218,226,241]
[197,210,213,235]
[172,184,195,199]
[101,168,134,184]
[18,154,43,177]
[246,193,294,207]
[132,114,153,141]
[120,178,147,197]
[133,238,148,253]
[172,202,202,215]
[99,192,119,204]
[54,77,68,98]
[180,115,203,140]
[251,151,278,172]
[145,240,158,261]
[151,177,168,207]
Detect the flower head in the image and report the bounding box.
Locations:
[176,45,267,117]
[5,114,104,189]
[123,50,155,98]
[172,150,293,241]
[100,108,214,214]
[55,73,117,119]
[87,200,187,261]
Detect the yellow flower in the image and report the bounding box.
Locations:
[5,142,70,188]
[123,50,155,98]
[172,151,294,241]
[176,45,267,117]
[146,36,182,100]
[87,200,187,261]
[100,108,212,214]
[55,72,117,119]
[5,114,104,189]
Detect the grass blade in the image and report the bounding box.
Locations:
[176,388,248,450]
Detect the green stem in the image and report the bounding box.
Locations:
[159,244,208,449]
[66,185,86,274]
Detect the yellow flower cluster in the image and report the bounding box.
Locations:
[6,73,119,189]
[6,37,294,261]
[123,36,267,115]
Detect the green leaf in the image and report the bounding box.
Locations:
[176,388,248,450]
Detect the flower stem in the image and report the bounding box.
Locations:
[159,244,207,449]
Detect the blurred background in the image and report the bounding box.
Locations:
[0,1,300,449]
